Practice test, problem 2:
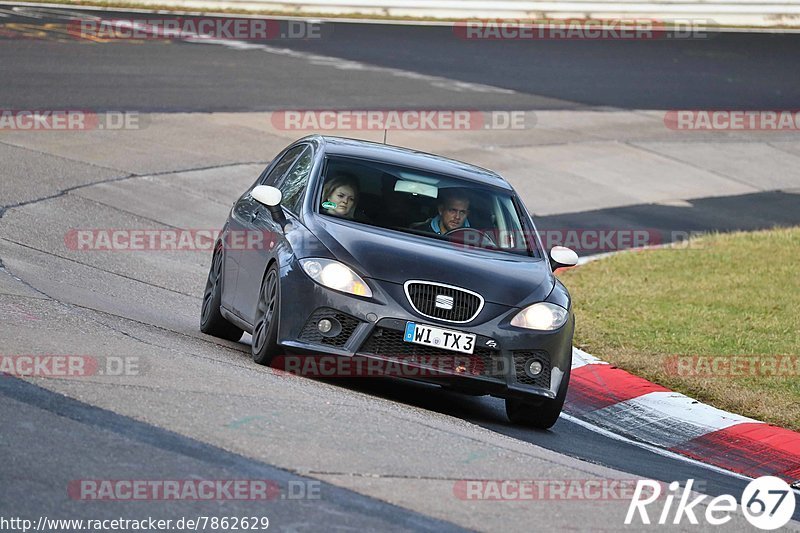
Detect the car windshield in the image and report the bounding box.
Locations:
[317,156,538,257]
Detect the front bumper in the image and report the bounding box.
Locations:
[276,261,574,401]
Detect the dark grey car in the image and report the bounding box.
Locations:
[201,135,578,428]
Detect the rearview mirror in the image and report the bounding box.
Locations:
[549,246,578,270]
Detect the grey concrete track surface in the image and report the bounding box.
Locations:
[0,378,467,533]
[2,112,798,531]
[0,131,687,532]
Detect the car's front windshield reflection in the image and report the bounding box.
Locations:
[317,157,537,257]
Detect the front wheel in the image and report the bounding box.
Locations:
[505,364,570,429]
[200,245,243,342]
[252,264,281,366]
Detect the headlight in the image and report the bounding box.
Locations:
[299,258,372,298]
[510,302,568,331]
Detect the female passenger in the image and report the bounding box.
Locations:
[321,173,359,219]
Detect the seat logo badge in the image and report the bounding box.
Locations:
[485,340,497,348]
[435,294,454,310]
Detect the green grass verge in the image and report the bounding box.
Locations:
[560,226,800,431]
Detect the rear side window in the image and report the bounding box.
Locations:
[277,147,314,214]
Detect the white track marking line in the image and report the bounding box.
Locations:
[632,391,758,427]
[190,38,517,94]
[571,346,608,369]
[581,391,760,448]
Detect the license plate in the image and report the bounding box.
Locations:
[403,322,476,354]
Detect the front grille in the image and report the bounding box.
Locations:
[360,326,504,379]
[404,281,483,323]
[512,351,551,389]
[298,308,360,348]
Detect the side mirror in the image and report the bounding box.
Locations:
[549,246,578,270]
[251,185,289,229]
[251,185,282,207]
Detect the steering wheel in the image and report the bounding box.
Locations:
[444,227,498,249]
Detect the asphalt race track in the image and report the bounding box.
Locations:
[1,4,800,531]
[1,6,800,111]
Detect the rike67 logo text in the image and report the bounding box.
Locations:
[626,477,795,530]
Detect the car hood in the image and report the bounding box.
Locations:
[309,218,553,306]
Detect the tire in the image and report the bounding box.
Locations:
[200,245,243,342]
[505,363,571,429]
[252,263,281,366]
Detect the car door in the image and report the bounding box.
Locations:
[236,144,315,324]
[225,144,308,319]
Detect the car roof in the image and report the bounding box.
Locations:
[302,135,513,191]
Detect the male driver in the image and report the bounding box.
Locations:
[412,190,471,235]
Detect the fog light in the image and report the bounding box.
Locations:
[317,318,342,338]
[525,359,543,377]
